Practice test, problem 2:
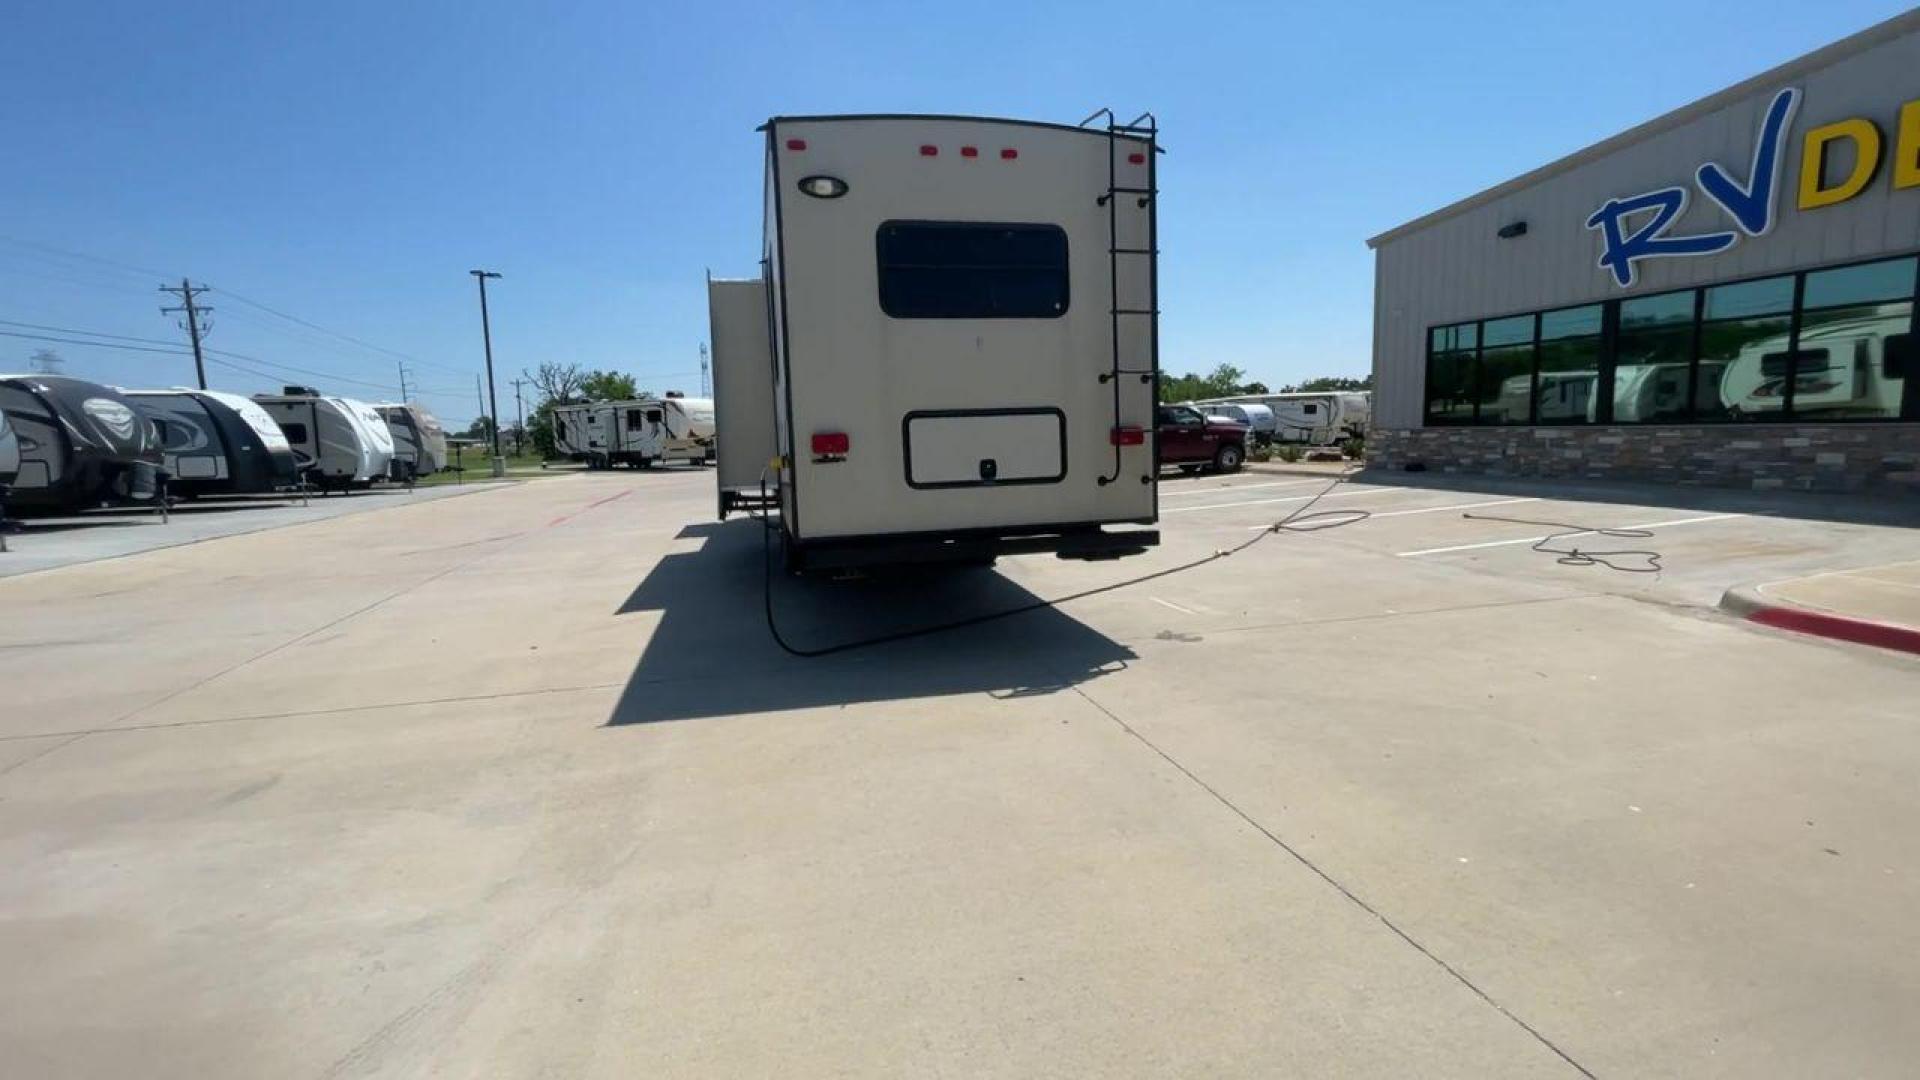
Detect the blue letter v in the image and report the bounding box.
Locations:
[1696,87,1800,236]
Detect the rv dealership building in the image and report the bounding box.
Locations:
[1367,11,1919,493]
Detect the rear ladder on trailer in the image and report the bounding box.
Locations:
[1081,108,1160,487]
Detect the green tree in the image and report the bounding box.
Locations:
[1285,374,1371,392]
[580,369,637,401]
[461,416,497,440]
[526,400,559,458]
[1158,363,1257,403]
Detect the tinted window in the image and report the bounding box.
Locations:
[1476,315,1535,425]
[1538,306,1603,424]
[1425,322,1477,425]
[877,221,1069,318]
[1616,291,1699,422]
[627,409,643,425]
[281,422,309,443]
[1704,276,1793,320]
[1803,257,1915,309]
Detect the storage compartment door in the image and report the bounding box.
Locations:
[904,408,1065,489]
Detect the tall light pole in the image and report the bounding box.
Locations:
[469,269,505,476]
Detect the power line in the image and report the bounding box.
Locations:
[0,315,395,393]
[0,328,194,356]
[0,318,185,348]
[214,287,471,377]
[0,234,177,283]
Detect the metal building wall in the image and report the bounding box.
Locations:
[1369,15,1920,430]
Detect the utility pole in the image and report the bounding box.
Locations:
[469,270,505,476]
[474,374,486,437]
[397,363,411,402]
[510,377,527,456]
[159,279,212,389]
[699,342,711,397]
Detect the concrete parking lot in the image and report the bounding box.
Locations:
[2,468,1917,1077]
[0,484,496,578]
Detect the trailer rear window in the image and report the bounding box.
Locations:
[876,221,1069,319]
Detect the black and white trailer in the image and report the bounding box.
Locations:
[127,389,300,497]
[0,374,164,512]
[0,406,17,489]
[708,112,1163,570]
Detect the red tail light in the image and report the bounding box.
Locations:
[811,432,850,455]
[786,138,807,151]
[1110,426,1145,446]
[1000,148,1018,160]
[919,144,938,157]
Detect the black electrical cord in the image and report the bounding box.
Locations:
[1460,512,1663,574]
[758,470,1371,658]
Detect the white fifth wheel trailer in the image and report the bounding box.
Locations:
[708,112,1163,571]
[556,396,716,469]
[551,402,593,462]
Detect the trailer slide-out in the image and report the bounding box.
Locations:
[709,112,1163,572]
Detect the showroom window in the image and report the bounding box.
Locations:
[1423,252,1919,426]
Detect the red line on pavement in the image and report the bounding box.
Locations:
[547,488,633,528]
[1746,605,1920,656]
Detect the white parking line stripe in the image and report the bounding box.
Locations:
[1149,596,1199,615]
[1159,478,1326,498]
[1395,513,1744,557]
[1166,486,1393,514]
[1368,496,1540,519]
[1242,495,1542,530]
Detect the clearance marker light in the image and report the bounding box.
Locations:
[811,432,851,455]
[1128,152,1146,164]
[1000,147,1018,160]
[785,138,807,151]
[1110,426,1145,446]
[960,146,979,158]
[919,144,938,156]
[796,175,848,199]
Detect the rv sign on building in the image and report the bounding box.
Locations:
[1586,85,1920,287]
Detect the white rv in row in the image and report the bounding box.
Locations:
[251,387,397,490]
[708,111,1163,571]
[552,395,715,469]
[1189,391,1370,445]
[376,403,449,477]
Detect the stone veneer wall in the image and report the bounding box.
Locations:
[1369,424,1920,494]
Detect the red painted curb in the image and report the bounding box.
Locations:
[1744,604,1920,656]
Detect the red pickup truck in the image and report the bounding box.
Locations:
[1157,404,1248,473]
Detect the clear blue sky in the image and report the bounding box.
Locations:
[1,0,1909,426]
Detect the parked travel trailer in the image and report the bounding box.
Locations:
[708,112,1162,570]
[1719,316,1914,421]
[0,374,164,511]
[559,396,717,469]
[377,403,448,477]
[1191,401,1277,444]
[126,389,299,497]
[252,387,395,489]
[1192,391,1368,445]
[551,402,593,461]
[0,407,17,490]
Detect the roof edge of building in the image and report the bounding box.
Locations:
[1364,8,1920,250]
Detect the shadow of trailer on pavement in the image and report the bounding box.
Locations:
[606,520,1135,727]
